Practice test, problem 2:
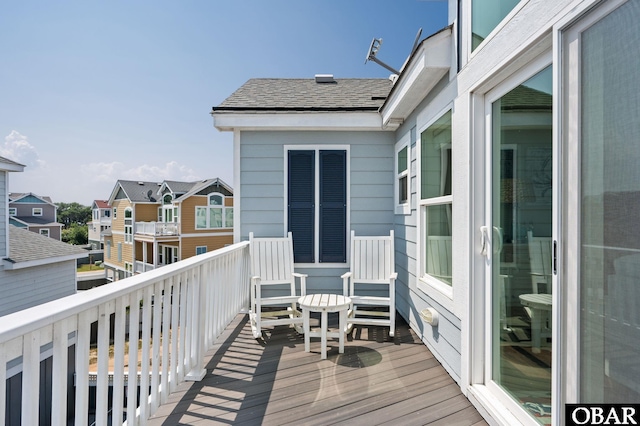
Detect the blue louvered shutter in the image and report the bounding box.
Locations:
[288,150,315,263]
[319,150,347,263]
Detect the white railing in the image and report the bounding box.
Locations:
[134,261,155,274]
[135,222,179,236]
[0,241,250,426]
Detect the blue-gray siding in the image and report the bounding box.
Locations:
[0,260,77,317]
[239,130,395,293]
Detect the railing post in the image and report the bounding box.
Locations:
[185,264,206,381]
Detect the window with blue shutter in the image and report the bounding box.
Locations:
[288,150,315,263]
[319,150,346,263]
[287,148,348,264]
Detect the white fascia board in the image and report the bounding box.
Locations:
[0,163,25,173]
[381,28,452,127]
[212,111,384,132]
[3,252,88,270]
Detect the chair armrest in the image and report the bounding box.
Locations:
[251,276,261,283]
[389,272,398,280]
[340,272,352,279]
[293,273,307,296]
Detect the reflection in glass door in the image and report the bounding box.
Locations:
[490,66,553,422]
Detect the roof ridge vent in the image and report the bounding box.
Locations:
[315,74,335,83]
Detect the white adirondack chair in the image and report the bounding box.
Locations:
[341,230,397,337]
[527,230,553,294]
[249,232,307,339]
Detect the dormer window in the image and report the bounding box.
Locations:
[195,193,233,229]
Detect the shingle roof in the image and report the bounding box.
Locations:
[9,193,55,204]
[163,180,197,195]
[116,180,162,203]
[6,225,87,265]
[94,200,110,209]
[213,78,392,112]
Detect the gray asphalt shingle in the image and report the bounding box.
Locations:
[213,78,392,112]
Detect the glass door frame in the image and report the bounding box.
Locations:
[479,51,557,426]
[559,0,631,408]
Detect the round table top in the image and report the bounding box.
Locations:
[298,294,351,311]
[519,293,552,310]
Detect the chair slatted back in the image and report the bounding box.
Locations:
[527,231,553,278]
[250,233,295,284]
[350,230,394,283]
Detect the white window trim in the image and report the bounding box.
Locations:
[416,106,455,307]
[196,246,207,255]
[32,207,43,216]
[39,228,50,238]
[195,192,232,230]
[124,207,133,244]
[8,207,16,216]
[394,134,411,215]
[283,144,351,268]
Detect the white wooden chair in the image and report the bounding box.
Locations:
[527,230,553,294]
[341,230,397,337]
[249,232,307,339]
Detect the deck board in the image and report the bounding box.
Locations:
[148,314,487,425]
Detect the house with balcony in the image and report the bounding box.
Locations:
[8,192,64,240]
[88,200,112,250]
[102,178,233,281]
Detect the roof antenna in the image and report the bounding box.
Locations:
[364,38,400,75]
[410,28,423,56]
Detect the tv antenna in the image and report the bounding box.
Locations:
[364,38,400,75]
[365,28,423,75]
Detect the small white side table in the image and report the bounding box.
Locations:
[519,293,552,353]
[298,294,351,359]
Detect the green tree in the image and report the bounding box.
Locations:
[62,223,88,245]
[56,202,92,228]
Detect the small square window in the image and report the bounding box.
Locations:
[8,208,16,216]
[196,246,207,255]
[32,208,43,216]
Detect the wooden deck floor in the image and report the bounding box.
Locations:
[148,314,488,425]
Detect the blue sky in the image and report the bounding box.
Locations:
[0,1,448,205]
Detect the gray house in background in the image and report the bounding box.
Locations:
[1,156,87,317]
[9,192,64,240]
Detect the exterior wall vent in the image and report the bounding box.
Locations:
[315,74,335,83]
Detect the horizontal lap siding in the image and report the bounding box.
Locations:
[0,261,77,317]
[240,130,395,294]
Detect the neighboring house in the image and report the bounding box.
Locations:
[8,192,64,240]
[211,0,639,424]
[88,200,112,250]
[102,178,233,281]
[0,156,87,317]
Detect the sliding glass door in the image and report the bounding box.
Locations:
[485,62,554,424]
[564,0,640,405]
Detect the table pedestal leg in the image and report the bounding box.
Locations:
[530,308,541,354]
[339,309,346,354]
[303,308,310,353]
[321,311,328,359]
